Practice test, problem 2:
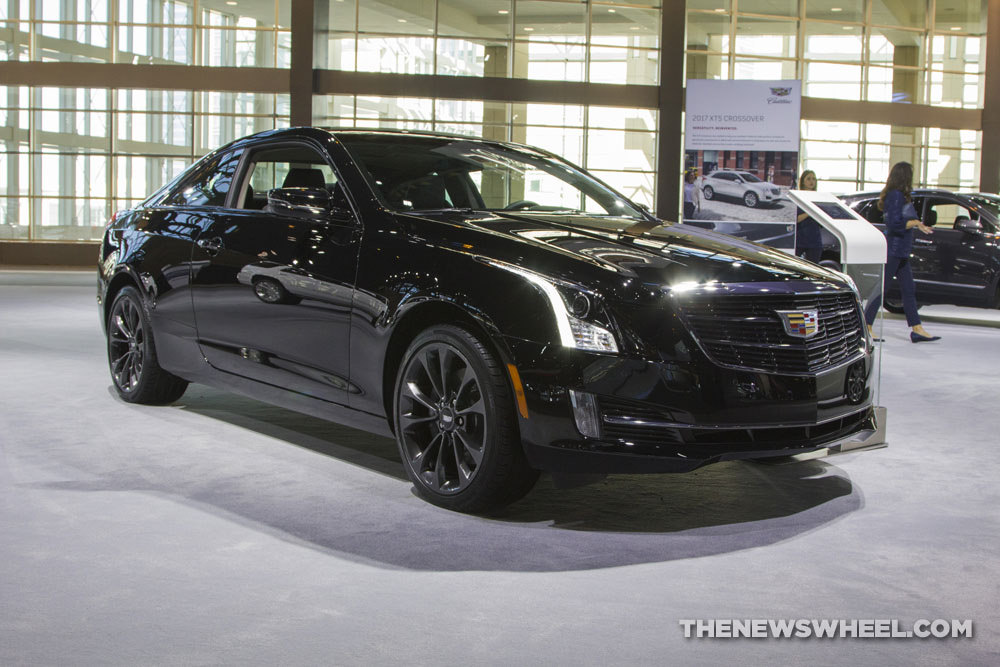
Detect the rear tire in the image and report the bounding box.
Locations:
[107,286,188,404]
[882,295,910,315]
[393,325,539,513]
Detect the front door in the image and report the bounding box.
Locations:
[190,141,361,405]
[912,197,991,305]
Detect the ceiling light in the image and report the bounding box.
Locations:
[608,8,616,12]
[842,26,852,30]
[398,18,407,23]
[714,8,725,12]
[630,26,639,30]
[498,9,509,14]
[524,27,534,31]
[950,26,962,30]
[226,0,236,5]
[831,7,842,11]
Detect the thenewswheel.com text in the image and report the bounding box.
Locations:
[679,619,973,639]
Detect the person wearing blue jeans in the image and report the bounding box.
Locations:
[864,161,940,343]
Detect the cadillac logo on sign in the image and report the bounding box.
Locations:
[777,309,819,338]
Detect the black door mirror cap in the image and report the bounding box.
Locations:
[955,217,983,234]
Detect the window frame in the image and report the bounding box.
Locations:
[228,137,359,223]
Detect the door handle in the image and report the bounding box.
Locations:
[913,238,934,245]
[197,236,224,255]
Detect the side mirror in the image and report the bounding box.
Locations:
[955,216,982,235]
[266,188,353,223]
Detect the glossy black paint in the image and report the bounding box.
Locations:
[99,127,874,475]
[840,189,1000,309]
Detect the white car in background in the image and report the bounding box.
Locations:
[701,169,782,208]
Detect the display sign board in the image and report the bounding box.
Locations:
[682,80,802,252]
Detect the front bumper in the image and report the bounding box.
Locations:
[507,337,876,474]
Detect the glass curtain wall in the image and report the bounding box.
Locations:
[686,0,986,192]
[0,1,290,241]
[1,1,992,239]
[313,0,661,209]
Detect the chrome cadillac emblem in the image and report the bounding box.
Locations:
[776,309,819,338]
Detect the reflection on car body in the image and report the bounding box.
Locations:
[98,128,878,513]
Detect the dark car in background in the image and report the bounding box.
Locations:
[840,189,1000,311]
[99,128,876,513]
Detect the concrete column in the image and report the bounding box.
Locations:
[290,0,314,126]
[656,0,685,219]
[889,45,921,173]
[981,0,1000,193]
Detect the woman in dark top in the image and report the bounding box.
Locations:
[795,170,823,263]
[863,161,940,342]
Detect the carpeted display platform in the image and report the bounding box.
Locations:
[1,271,998,665]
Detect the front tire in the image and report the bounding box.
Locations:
[744,191,759,208]
[393,325,539,513]
[107,285,188,404]
[702,186,714,200]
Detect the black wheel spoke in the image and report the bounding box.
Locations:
[417,431,444,466]
[432,436,449,491]
[439,347,455,398]
[457,397,484,418]
[454,430,483,466]
[400,411,437,428]
[405,381,437,411]
[453,436,472,482]
[419,352,444,400]
[455,364,476,404]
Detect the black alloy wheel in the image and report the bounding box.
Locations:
[703,186,714,200]
[107,286,188,404]
[393,325,538,513]
[744,191,759,208]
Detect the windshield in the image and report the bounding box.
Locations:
[968,195,1000,219]
[337,134,647,220]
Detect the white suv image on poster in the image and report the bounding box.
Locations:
[702,169,782,208]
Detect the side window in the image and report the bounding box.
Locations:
[925,200,975,229]
[235,144,339,210]
[164,149,243,208]
[857,200,883,224]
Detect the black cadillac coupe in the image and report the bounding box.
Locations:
[99,127,876,513]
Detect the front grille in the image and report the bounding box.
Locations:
[676,290,864,374]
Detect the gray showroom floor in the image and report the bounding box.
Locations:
[1,270,999,666]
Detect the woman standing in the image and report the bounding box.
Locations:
[795,170,823,263]
[863,161,940,342]
[683,170,700,220]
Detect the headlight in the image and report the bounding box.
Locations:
[482,259,619,354]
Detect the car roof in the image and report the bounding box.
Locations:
[228,126,562,161]
[841,188,984,200]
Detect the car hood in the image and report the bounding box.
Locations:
[403,210,845,293]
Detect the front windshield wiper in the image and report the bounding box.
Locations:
[406,207,483,214]
[620,218,671,238]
